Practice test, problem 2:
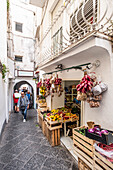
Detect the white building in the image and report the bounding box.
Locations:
[0,0,8,135]
[8,0,42,109]
[31,0,113,130]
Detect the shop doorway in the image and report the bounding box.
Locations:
[64,80,82,127]
[14,81,34,109]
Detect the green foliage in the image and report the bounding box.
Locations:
[7,0,10,11]
[2,64,9,81]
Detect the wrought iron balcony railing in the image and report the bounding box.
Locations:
[35,0,113,67]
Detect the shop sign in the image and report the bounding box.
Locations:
[17,70,34,77]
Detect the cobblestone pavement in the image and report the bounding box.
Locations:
[0,109,78,170]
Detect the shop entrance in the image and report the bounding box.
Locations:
[63,80,81,136]
[14,81,34,109]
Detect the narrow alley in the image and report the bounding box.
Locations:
[0,109,78,170]
[0,0,113,169]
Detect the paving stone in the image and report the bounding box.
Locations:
[41,167,51,170]
[23,153,47,170]
[25,135,42,143]
[0,153,15,164]
[43,158,59,169]
[3,159,24,170]
[56,159,72,169]
[0,142,14,155]
[38,145,59,157]
[17,143,40,162]
[5,140,32,156]
[0,162,5,169]
[72,162,78,170]
[0,109,78,169]
[56,148,72,161]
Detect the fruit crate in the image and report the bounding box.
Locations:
[46,116,62,131]
[78,158,91,170]
[85,128,113,145]
[37,110,47,136]
[94,150,113,170]
[73,126,95,169]
[70,116,79,124]
[45,122,60,146]
[38,102,47,108]
[40,107,49,112]
[46,119,62,131]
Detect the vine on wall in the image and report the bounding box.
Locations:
[7,0,9,11]
[0,62,9,81]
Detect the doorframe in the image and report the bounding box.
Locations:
[63,78,85,126]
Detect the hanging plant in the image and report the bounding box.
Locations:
[2,64,9,81]
[7,0,10,11]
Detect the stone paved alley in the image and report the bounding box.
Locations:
[0,109,78,170]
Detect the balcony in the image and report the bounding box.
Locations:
[35,0,113,68]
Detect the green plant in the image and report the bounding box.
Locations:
[7,0,9,11]
[2,64,9,81]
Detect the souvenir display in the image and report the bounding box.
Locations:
[76,72,108,108]
[38,74,64,98]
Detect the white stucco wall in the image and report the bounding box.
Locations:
[0,0,8,134]
[8,0,41,110]
[34,0,113,130]
[10,0,41,71]
[43,38,113,130]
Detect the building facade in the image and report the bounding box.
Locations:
[0,0,8,135]
[32,0,113,129]
[8,0,42,109]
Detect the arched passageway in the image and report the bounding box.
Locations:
[14,81,34,109]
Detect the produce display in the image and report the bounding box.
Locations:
[39,108,79,123]
[37,74,63,97]
[77,127,86,136]
[88,126,108,137]
[37,81,42,88]
[40,86,46,96]
[95,143,113,162]
[76,75,93,93]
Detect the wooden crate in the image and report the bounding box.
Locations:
[38,102,47,108]
[39,107,49,112]
[46,119,62,131]
[70,116,79,122]
[45,122,60,146]
[73,126,95,158]
[78,158,91,170]
[94,150,113,170]
[42,120,46,136]
[38,111,43,128]
[73,126,95,169]
[38,111,46,136]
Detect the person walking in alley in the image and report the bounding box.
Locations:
[26,90,31,102]
[13,89,21,113]
[26,90,31,109]
[17,92,29,122]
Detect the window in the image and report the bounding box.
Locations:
[15,56,23,62]
[53,27,63,55]
[15,22,23,32]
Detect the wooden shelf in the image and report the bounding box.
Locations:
[65,102,73,103]
[65,94,77,95]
